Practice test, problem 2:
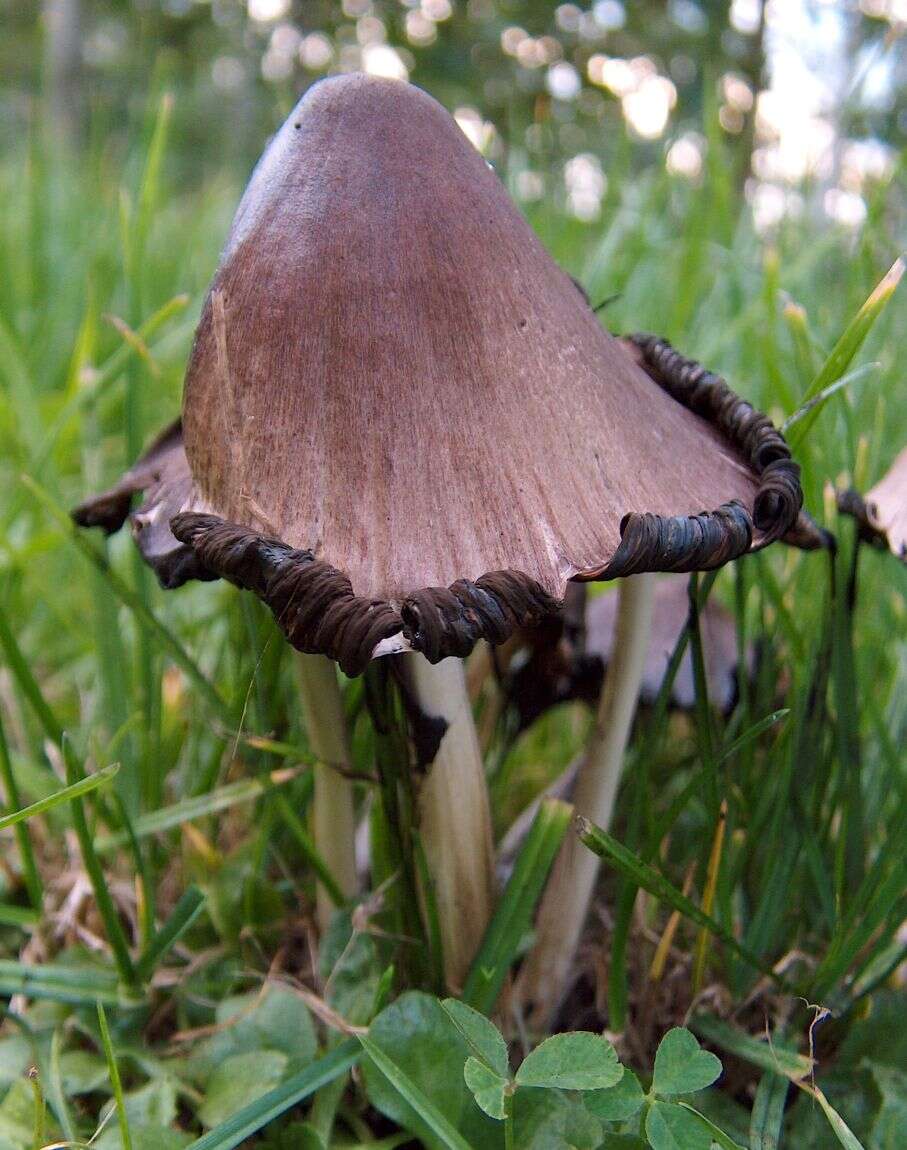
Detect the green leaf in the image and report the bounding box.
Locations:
[361,993,498,1150]
[198,1051,288,1129]
[58,1049,109,1095]
[584,1070,645,1121]
[96,1079,181,1149]
[515,1032,622,1092]
[676,1102,747,1149]
[190,988,317,1082]
[652,1029,722,1096]
[644,1100,711,1150]
[512,1089,603,1149]
[185,1040,358,1150]
[440,998,509,1076]
[867,1063,907,1149]
[463,1057,509,1120]
[0,1038,30,1090]
[359,1035,473,1150]
[319,908,383,1027]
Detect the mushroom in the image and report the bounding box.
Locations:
[73,75,806,991]
[502,576,757,735]
[838,446,907,563]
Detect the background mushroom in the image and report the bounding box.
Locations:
[73,75,805,992]
[839,445,907,563]
[501,576,757,737]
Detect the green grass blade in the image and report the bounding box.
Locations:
[0,762,119,831]
[462,798,572,1013]
[690,1015,812,1081]
[717,709,790,766]
[0,960,120,1006]
[0,601,64,746]
[0,904,38,928]
[186,1039,359,1150]
[62,738,138,989]
[97,1002,133,1150]
[0,706,42,907]
[781,361,879,434]
[788,257,903,448]
[21,475,234,726]
[136,885,205,982]
[796,1082,867,1150]
[358,1035,473,1150]
[273,792,346,907]
[749,1071,788,1150]
[576,817,787,986]
[95,767,306,852]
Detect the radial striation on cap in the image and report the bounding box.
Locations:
[73,74,807,675]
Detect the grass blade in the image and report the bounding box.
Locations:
[186,1039,359,1150]
[62,738,138,990]
[0,706,42,907]
[795,1081,867,1150]
[136,885,205,982]
[358,1035,473,1150]
[576,816,788,986]
[0,762,119,831]
[0,601,64,746]
[463,798,572,1013]
[0,960,120,1006]
[749,1071,788,1150]
[21,475,234,727]
[97,1002,133,1150]
[690,1015,812,1081]
[788,257,903,448]
[95,767,306,852]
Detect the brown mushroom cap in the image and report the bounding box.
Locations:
[839,446,907,562]
[73,75,804,674]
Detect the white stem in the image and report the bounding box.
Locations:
[517,572,656,1024]
[409,653,495,990]
[294,652,358,935]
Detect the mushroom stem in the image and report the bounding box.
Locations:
[294,652,358,934]
[517,571,656,1024]
[408,653,496,991]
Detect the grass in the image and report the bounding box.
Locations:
[0,82,905,1148]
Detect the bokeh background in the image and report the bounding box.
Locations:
[5,0,906,227]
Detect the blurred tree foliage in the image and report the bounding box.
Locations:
[1,2,904,218]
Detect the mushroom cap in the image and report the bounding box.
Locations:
[839,446,907,562]
[73,75,804,673]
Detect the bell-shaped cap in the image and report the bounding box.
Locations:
[839,446,907,562]
[73,75,806,675]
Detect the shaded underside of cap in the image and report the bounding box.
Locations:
[72,75,807,675]
[838,446,907,562]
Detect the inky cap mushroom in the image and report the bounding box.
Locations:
[74,75,805,676]
[839,446,907,562]
[502,577,756,731]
